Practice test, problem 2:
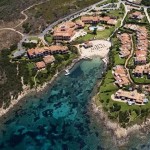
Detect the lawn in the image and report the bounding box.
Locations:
[131,74,150,84]
[96,26,115,39]
[44,35,53,44]
[114,52,125,65]
[74,33,95,43]
[97,33,150,127]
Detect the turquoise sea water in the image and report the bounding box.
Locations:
[0,57,149,150]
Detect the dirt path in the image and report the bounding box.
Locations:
[0,28,24,37]
[14,1,48,29]
[0,1,48,37]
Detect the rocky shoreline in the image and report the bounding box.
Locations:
[0,56,83,118]
[89,91,150,147]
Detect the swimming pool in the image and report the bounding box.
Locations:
[89,26,105,31]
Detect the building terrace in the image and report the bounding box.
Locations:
[124,24,148,65]
[133,63,150,78]
[53,20,85,41]
[130,11,144,19]
[117,33,132,58]
[113,65,130,87]
[27,45,69,59]
[115,89,146,104]
[81,15,117,26]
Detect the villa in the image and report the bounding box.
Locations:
[27,45,68,59]
[36,61,46,70]
[81,15,117,26]
[125,24,148,65]
[107,19,117,26]
[75,20,85,29]
[134,56,147,65]
[117,33,132,58]
[43,55,55,64]
[133,63,150,78]
[130,11,144,19]
[113,65,130,87]
[81,16,99,24]
[53,21,76,41]
[115,89,146,104]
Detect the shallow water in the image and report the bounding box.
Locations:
[0,57,149,150]
[0,58,117,150]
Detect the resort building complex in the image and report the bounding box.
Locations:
[27,45,69,59]
[117,33,132,58]
[113,65,130,87]
[115,89,147,104]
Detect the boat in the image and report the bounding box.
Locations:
[65,69,70,76]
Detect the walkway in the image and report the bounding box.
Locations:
[124,35,134,83]
[144,7,150,24]
[109,1,128,40]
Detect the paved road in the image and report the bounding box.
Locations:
[17,0,116,50]
[0,0,122,50]
[108,1,128,40]
[144,7,150,24]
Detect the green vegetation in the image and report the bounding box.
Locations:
[0,44,78,108]
[141,0,150,6]
[125,9,149,25]
[148,9,150,22]
[97,30,150,127]
[0,46,23,108]
[72,5,125,45]
[22,23,32,33]
[44,34,53,44]
[29,0,104,24]
[97,0,118,7]
[131,74,150,84]
[22,42,37,49]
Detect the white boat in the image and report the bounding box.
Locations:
[65,69,70,76]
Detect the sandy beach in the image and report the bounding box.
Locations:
[0,40,111,118]
[77,40,111,58]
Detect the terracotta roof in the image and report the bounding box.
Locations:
[43,55,55,64]
[135,50,147,57]
[115,89,145,104]
[107,19,117,25]
[75,20,85,27]
[36,61,46,70]
[53,21,76,38]
[27,48,35,56]
[132,11,142,17]
[49,45,68,52]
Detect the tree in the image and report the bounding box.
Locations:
[93,28,97,35]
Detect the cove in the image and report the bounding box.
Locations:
[0,57,117,150]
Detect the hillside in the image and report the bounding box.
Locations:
[141,0,150,6]
[0,0,104,108]
[0,0,103,50]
